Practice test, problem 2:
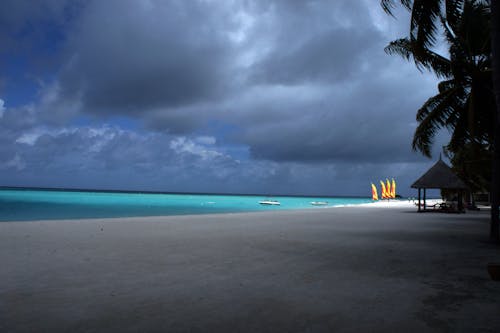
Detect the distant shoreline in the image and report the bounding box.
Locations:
[0,185,372,199]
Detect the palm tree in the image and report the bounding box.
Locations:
[490,0,500,242]
[386,1,494,155]
[382,0,500,241]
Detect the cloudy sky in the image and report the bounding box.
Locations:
[0,0,448,197]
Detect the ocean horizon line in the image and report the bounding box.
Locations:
[0,185,371,199]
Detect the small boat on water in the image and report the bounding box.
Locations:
[259,200,281,206]
[310,201,328,206]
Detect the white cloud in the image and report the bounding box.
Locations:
[15,127,76,146]
[170,137,223,160]
[195,136,216,145]
[227,8,255,44]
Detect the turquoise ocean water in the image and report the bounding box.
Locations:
[0,188,374,222]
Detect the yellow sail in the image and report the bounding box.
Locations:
[380,181,387,199]
[371,183,378,201]
[386,179,391,199]
[391,178,396,198]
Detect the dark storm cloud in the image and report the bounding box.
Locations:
[201,0,442,165]
[52,0,235,118]
[34,0,395,134]
[227,58,441,164]
[233,95,426,164]
[251,27,383,84]
[243,0,385,84]
[143,106,208,134]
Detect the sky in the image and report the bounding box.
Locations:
[0,0,449,197]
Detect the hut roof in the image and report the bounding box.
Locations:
[411,159,467,189]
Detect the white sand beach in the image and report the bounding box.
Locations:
[1,202,499,332]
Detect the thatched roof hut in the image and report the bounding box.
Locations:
[411,159,467,190]
[411,158,467,212]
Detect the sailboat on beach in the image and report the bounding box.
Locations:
[371,183,379,201]
[372,179,397,200]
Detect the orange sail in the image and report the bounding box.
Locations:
[386,179,391,199]
[391,178,396,198]
[371,183,378,201]
[380,181,387,199]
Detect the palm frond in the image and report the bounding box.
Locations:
[437,79,456,92]
[445,0,465,32]
[381,0,412,16]
[459,0,491,57]
[412,121,438,157]
[416,85,458,122]
[413,86,462,156]
[441,13,458,45]
[410,0,443,49]
[447,107,469,151]
[384,38,414,60]
[385,38,451,77]
[443,88,468,129]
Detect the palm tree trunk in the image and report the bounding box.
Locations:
[490,0,500,242]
